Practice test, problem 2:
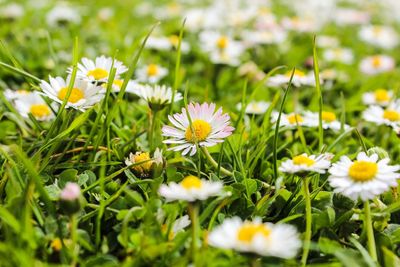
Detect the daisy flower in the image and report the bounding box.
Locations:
[268,70,317,87]
[135,63,168,83]
[162,215,191,240]
[162,102,234,156]
[236,101,270,115]
[73,56,128,83]
[0,3,24,20]
[158,175,223,202]
[333,8,370,26]
[328,152,400,201]
[125,148,163,177]
[271,112,312,127]
[46,4,81,26]
[316,35,339,48]
[132,84,182,110]
[279,153,332,174]
[303,111,350,131]
[199,31,245,66]
[146,35,190,53]
[359,55,395,75]
[3,88,30,101]
[40,76,104,111]
[359,25,399,49]
[363,101,400,128]
[241,28,287,46]
[13,91,56,121]
[101,79,138,93]
[208,217,301,258]
[281,16,318,33]
[323,48,354,64]
[362,89,393,106]
[237,61,266,82]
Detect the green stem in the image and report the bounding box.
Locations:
[70,214,78,266]
[301,176,312,267]
[188,203,199,265]
[201,147,233,176]
[364,201,378,262]
[149,110,158,151]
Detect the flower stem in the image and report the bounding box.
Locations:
[70,214,79,266]
[201,147,233,176]
[149,110,158,151]
[364,200,377,262]
[188,202,199,265]
[301,176,312,267]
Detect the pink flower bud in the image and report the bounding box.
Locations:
[60,182,81,201]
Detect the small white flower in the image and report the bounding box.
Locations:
[279,153,332,174]
[363,101,400,128]
[132,84,182,109]
[13,91,56,121]
[40,76,104,111]
[135,63,168,83]
[359,25,399,49]
[3,88,30,101]
[125,148,163,177]
[60,182,81,201]
[268,70,317,87]
[281,16,318,33]
[241,28,287,46]
[236,101,270,115]
[158,175,223,202]
[359,55,395,75]
[303,111,350,131]
[46,4,81,26]
[72,56,128,83]
[162,102,234,156]
[316,35,339,48]
[199,31,245,66]
[362,89,393,106]
[0,3,24,20]
[328,152,400,201]
[146,35,190,53]
[323,48,354,64]
[208,217,301,258]
[333,8,370,26]
[271,112,313,128]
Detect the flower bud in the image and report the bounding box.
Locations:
[60,182,81,215]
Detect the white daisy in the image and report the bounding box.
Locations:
[362,89,394,106]
[268,70,317,87]
[46,4,81,26]
[3,88,30,101]
[101,79,138,93]
[359,55,395,75]
[363,101,400,128]
[146,35,190,53]
[271,112,313,128]
[40,76,104,111]
[323,48,354,64]
[359,25,399,49]
[333,8,370,26]
[13,91,56,121]
[281,16,318,33]
[158,175,223,202]
[135,63,168,84]
[0,3,24,20]
[303,111,350,131]
[328,152,400,201]
[316,36,339,48]
[125,148,163,177]
[72,56,128,83]
[241,28,287,46]
[162,102,234,156]
[279,153,332,174]
[236,101,270,115]
[199,31,245,66]
[208,217,301,258]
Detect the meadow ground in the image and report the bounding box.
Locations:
[1,0,400,266]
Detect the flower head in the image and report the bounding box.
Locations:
[125,148,163,177]
[303,111,350,131]
[208,217,301,258]
[135,63,168,83]
[158,175,223,202]
[268,69,317,87]
[279,153,332,174]
[60,182,81,201]
[132,84,182,110]
[362,89,393,106]
[73,56,127,83]
[359,55,395,75]
[236,101,270,115]
[328,152,400,201]
[363,101,400,128]
[40,76,104,111]
[13,91,56,121]
[162,102,234,156]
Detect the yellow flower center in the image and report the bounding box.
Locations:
[147,64,159,76]
[374,89,390,103]
[237,223,271,243]
[30,104,51,119]
[132,152,153,173]
[372,56,382,68]
[169,35,180,47]
[383,110,400,121]
[185,119,212,142]
[322,111,336,122]
[287,114,304,125]
[17,89,29,94]
[113,79,123,88]
[87,68,109,80]
[181,175,202,189]
[348,161,378,182]
[285,69,305,77]
[51,238,62,251]
[373,26,382,36]
[292,155,315,166]
[216,36,229,49]
[57,88,84,103]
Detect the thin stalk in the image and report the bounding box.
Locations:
[301,176,312,267]
[188,203,199,265]
[364,201,378,262]
[70,214,78,266]
[148,109,158,151]
[201,147,232,176]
